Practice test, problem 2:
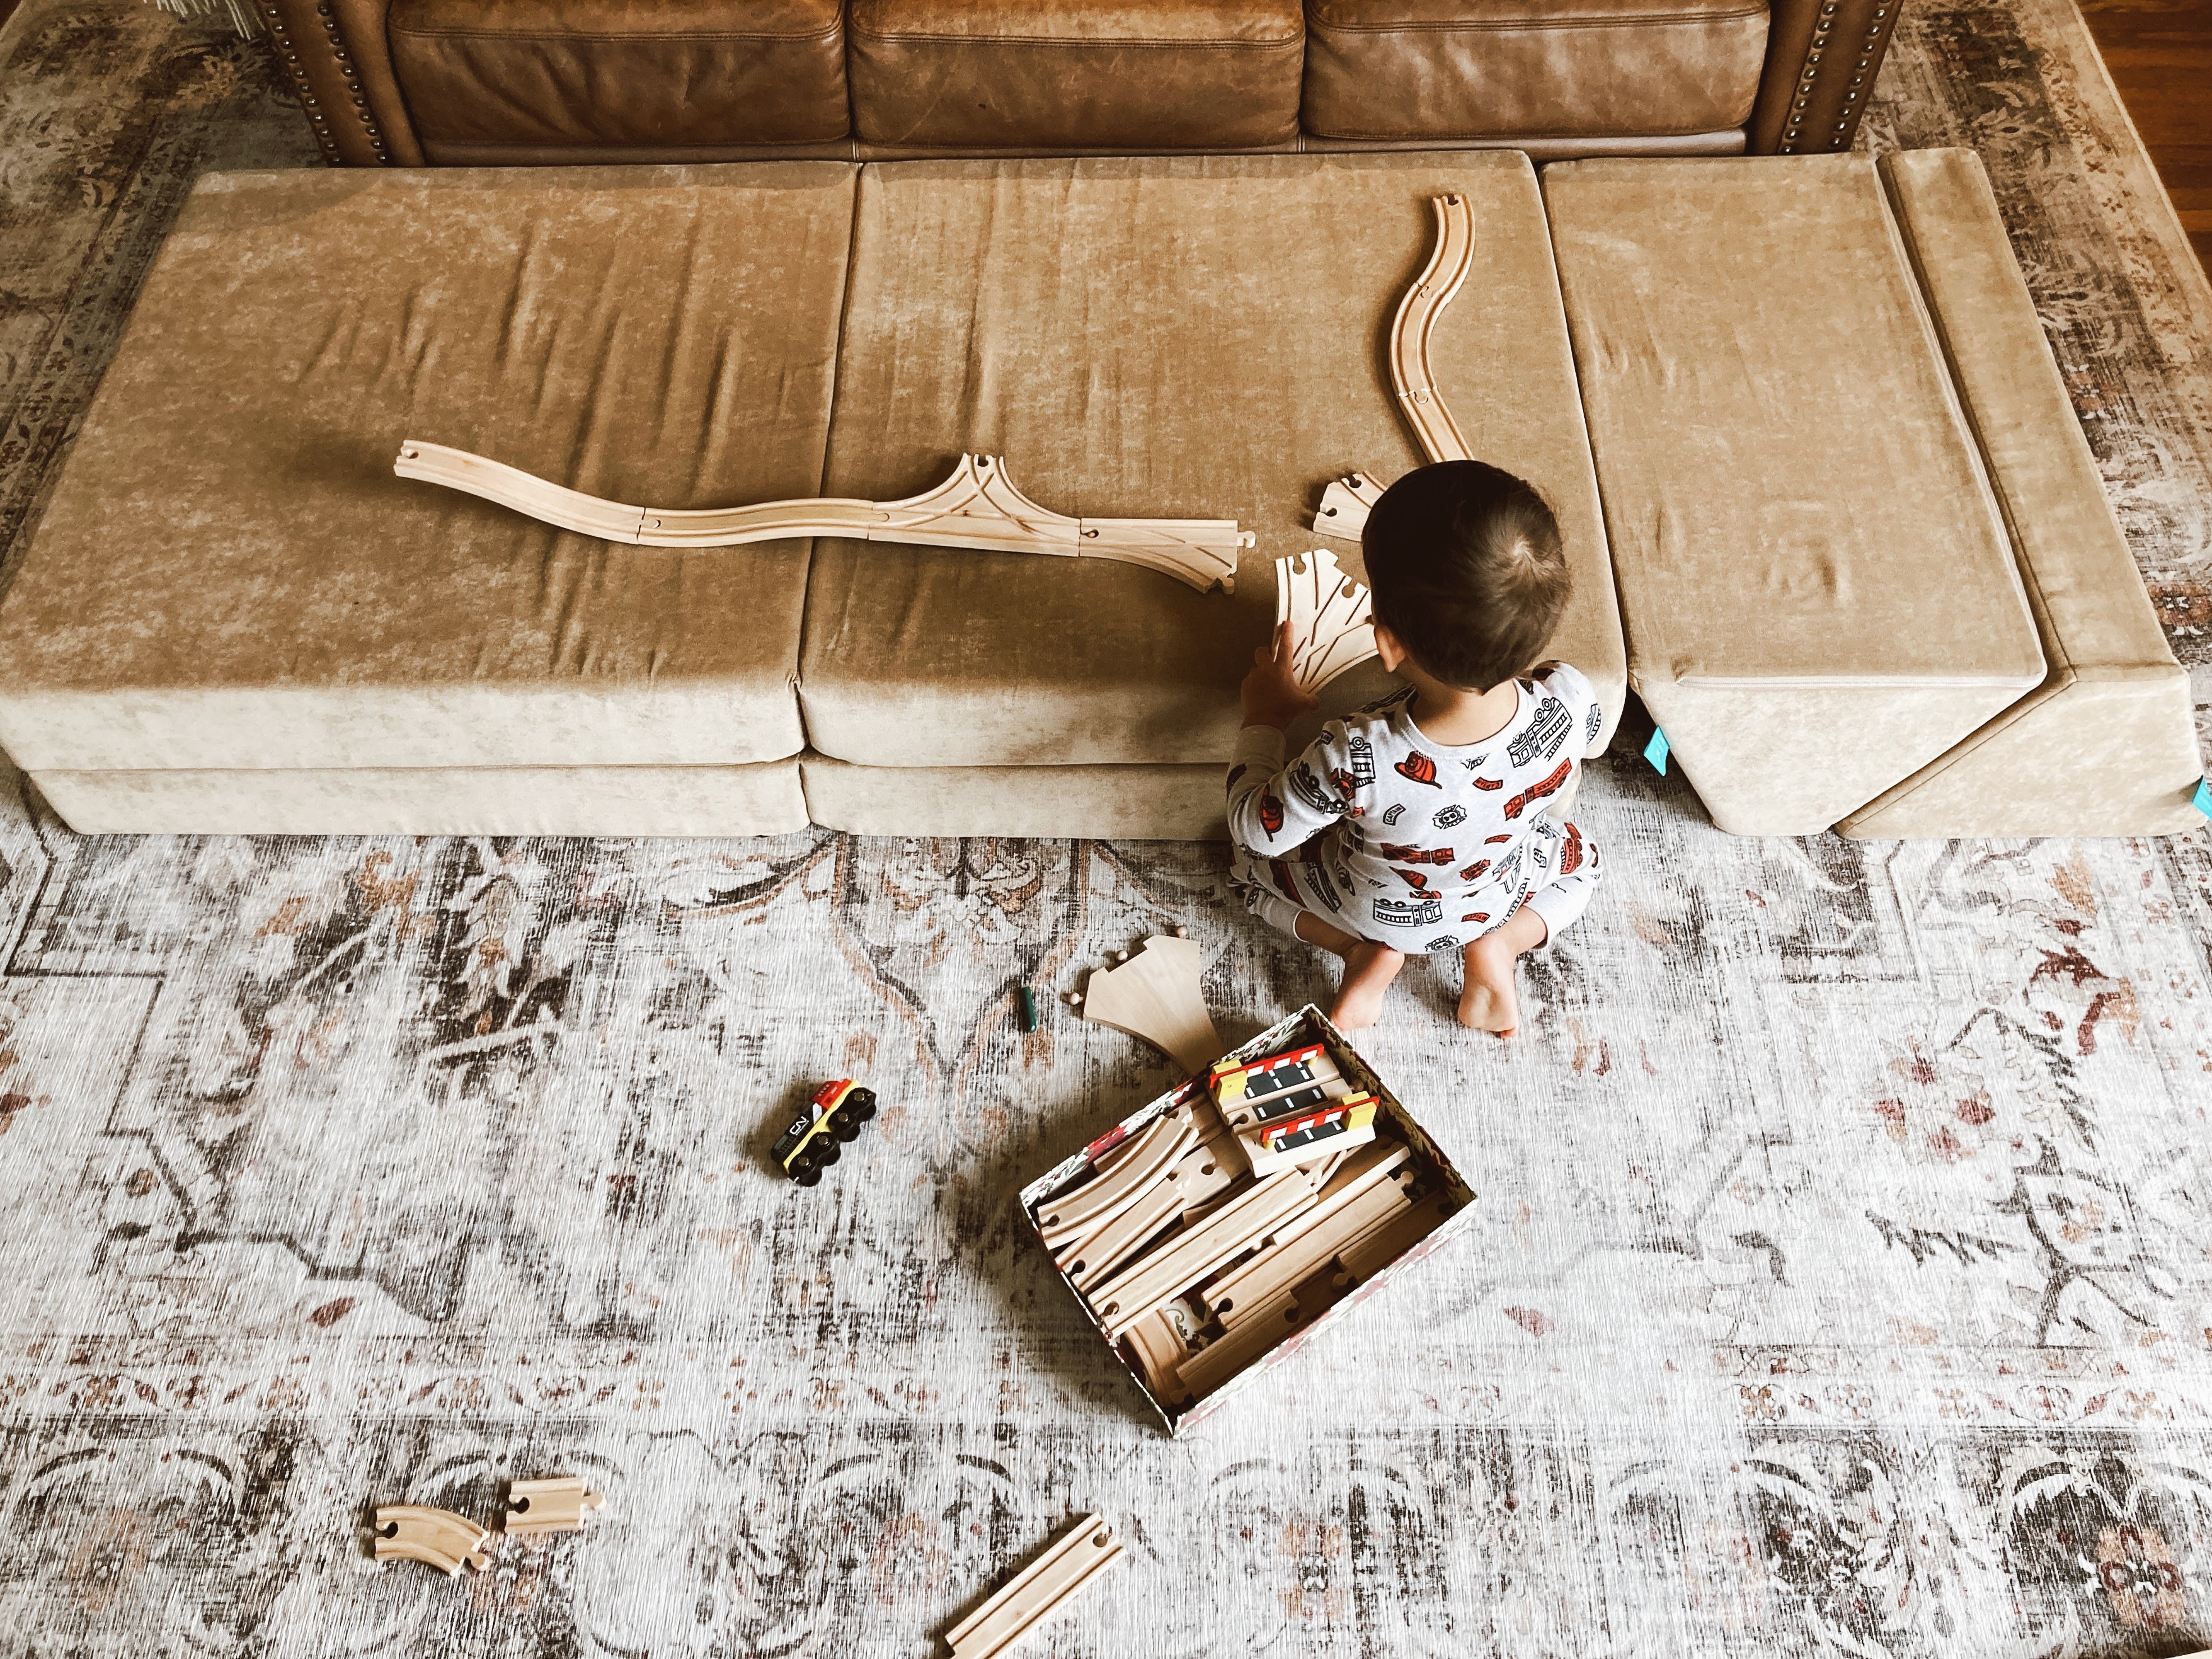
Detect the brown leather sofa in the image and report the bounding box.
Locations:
[258,0,1897,168]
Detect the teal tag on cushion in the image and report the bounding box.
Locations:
[2195,777,2212,819]
[1643,727,1670,776]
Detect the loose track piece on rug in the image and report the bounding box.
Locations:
[504,1476,606,1536]
[946,1514,1124,1659]
[372,1506,491,1576]
[395,444,1250,592]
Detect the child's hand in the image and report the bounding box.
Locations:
[1241,621,1320,730]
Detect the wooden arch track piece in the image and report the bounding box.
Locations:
[504,1476,606,1536]
[1387,193,1477,465]
[946,1514,1124,1659]
[1079,936,1222,1075]
[394,444,1250,594]
[1275,548,1378,694]
[373,1505,491,1576]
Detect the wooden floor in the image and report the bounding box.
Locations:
[2078,0,2212,274]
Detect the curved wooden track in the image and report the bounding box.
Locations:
[373,1504,491,1575]
[1037,1107,1194,1248]
[1387,193,1477,464]
[395,444,1248,593]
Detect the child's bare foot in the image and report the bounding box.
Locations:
[1293,914,1405,1029]
[1458,909,1548,1036]
[1330,941,1406,1030]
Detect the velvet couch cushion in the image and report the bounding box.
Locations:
[1545,153,2047,836]
[0,164,855,774]
[1836,149,2204,837]
[847,0,1305,151]
[799,152,1626,771]
[1302,0,1769,142]
[386,0,851,149]
[801,755,1230,838]
[31,763,810,836]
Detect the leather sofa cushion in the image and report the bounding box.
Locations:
[386,0,850,148]
[1303,0,1768,140]
[800,153,1625,771]
[848,0,1304,151]
[0,164,858,774]
[1545,154,2047,835]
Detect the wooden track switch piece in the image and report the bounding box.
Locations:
[946,1514,1124,1659]
[373,1505,491,1576]
[1061,1138,1225,1291]
[1037,1107,1196,1249]
[396,445,1248,594]
[505,1476,607,1535]
[1310,472,1387,540]
[1080,936,1223,1075]
[1275,549,1379,695]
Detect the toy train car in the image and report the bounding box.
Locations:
[774,1078,878,1186]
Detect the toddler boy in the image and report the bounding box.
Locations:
[1229,461,1604,1034]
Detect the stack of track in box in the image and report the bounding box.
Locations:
[1035,1036,1456,1407]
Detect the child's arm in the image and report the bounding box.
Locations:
[1535,661,1607,758]
[1227,623,1351,854]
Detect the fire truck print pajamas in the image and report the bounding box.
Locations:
[1226,668,1605,955]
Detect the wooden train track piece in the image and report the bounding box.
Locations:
[1089,1168,1316,1341]
[1080,936,1223,1075]
[1173,1260,1352,1400]
[1037,1107,1196,1249]
[396,444,1249,593]
[1274,548,1379,695]
[1310,471,1387,540]
[1387,194,1477,466]
[1205,1147,1415,1325]
[1124,1308,1195,1406]
[1062,1138,1238,1290]
[946,1514,1124,1659]
[1060,1152,1200,1292]
[504,1476,606,1536]
[1339,1192,1460,1282]
[1223,1074,1351,1137]
[372,1505,491,1576]
[1309,1147,1353,1188]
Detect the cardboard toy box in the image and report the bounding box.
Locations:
[1020,1005,1479,1435]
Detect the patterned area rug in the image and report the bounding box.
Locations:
[1,3,2210,1653]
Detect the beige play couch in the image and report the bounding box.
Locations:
[0,149,2196,840]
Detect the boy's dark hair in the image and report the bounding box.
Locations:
[1361,461,1571,692]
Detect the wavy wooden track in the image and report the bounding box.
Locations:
[1388,193,1477,465]
[395,444,1249,592]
